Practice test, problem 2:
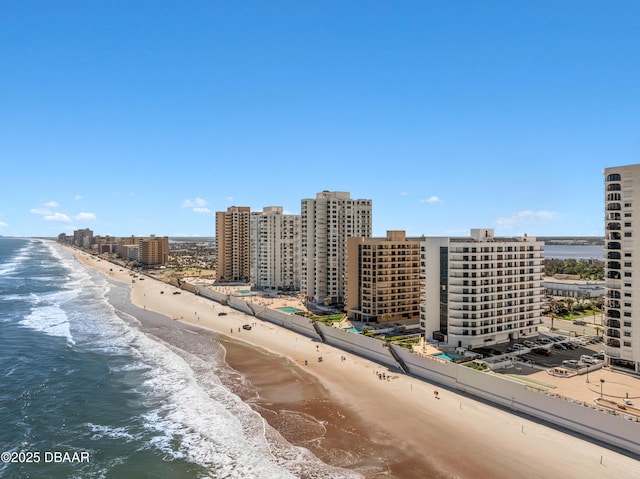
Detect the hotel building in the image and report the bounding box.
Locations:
[603,164,640,373]
[73,228,94,248]
[116,235,169,266]
[216,206,251,282]
[250,206,301,291]
[421,228,544,349]
[139,235,169,266]
[301,191,372,305]
[345,230,422,324]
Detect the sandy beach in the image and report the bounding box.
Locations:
[78,252,640,479]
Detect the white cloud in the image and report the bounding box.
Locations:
[182,197,211,214]
[43,212,72,223]
[182,197,208,208]
[494,210,558,229]
[0,221,8,228]
[226,196,234,202]
[421,196,444,204]
[74,195,83,201]
[44,201,59,208]
[74,212,96,221]
[400,192,409,196]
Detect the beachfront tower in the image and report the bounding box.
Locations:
[139,235,169,266]
[250,206,301,291]
[603,164,640,373]
[421,229,544,349]
[301,191,372,306]
[216,206,251,283]
[346,230,422,324]
[73,228,94,248]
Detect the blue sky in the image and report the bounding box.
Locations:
[1,1,639,238]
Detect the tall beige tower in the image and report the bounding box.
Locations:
[216,206,251,282]
[140,235,169,266]
[301,191,372,305]
[603,164,640,373]
[346,230,422,323]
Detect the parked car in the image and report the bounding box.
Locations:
[242,324,252,330]
[512,344,526,350]
[573,320,587,326]
[523,341,536,348]
[581,355,597,365]
[218,312,227,316]
[553,343,567,350]
[533,348,552,356]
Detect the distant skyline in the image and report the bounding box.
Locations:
[2,2,639,238]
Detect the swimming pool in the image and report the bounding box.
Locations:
[344,327,362,333]
[277,307,303,313]
[432,352,463,361]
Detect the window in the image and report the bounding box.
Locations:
[624,331,631,337]
[625,262,633,268]
[625,232,633,237]
[624,341,632,347]
[625,203,632,207]
[624,321,632,327]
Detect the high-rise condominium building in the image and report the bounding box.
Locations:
[139,235,169,266]
[250,206,301,291]
[216,206,251,282]
[603,164,640,373]
[421,228,544,349]
[346,230,422,323]
[117,235,169,266]
[73,228,94,248]
[301,191,372,305]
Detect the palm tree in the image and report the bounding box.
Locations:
[566,297,575,317]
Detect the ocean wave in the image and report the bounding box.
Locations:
[0,241,33,276]
[50,243,359,479]
[18,303,75,345]
[87,423,142,442]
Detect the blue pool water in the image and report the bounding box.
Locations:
[432,352,462,361]
[277,306,304,313]
[344,327,362,333]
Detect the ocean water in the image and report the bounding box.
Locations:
[0,239,352,479]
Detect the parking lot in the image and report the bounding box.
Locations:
[472,333,605,371]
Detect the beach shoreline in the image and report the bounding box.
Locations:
[75,250,640,479]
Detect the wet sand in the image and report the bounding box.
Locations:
[223,338,445,479]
